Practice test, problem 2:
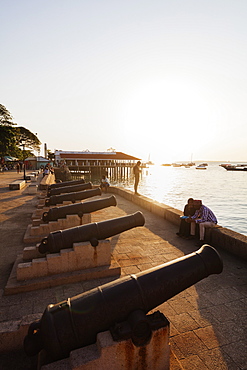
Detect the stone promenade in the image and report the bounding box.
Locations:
[0,171,246,369]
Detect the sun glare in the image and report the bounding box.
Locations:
[122,78,210,162]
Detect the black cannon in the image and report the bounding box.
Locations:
[48,178,85,191]
[24,245,223,362]
[45,188,101,207]
[47,182,92,197]
[42,195,117,223]
[38,211,145,254]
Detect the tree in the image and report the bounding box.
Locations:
[0,125,16,157]
[0,104,41,159]
[16,126,41,152]
[0,104,15,125]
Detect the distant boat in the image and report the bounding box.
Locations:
[221,164,247,171]
[196,164,207,169]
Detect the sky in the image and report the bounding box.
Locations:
[1,0,247,164]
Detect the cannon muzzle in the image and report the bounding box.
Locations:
[39,211,145,254]
[48,178,85,191]
[47,182,92,197]
[42,195,117,222]
[45,188,101,207]
[24,245,223,361]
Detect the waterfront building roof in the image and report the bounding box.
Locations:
[55,150,141,161]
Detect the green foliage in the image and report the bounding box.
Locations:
[16,126,41,151]
[0,104,15,125]
[0,125,16,157]
[0,104,41,159]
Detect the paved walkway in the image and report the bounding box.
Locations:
[0,171,246,369]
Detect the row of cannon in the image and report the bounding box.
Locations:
[24,178,224,365]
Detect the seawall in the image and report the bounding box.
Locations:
[108,186,247,261]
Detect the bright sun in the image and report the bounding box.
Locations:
[122,77,213,163]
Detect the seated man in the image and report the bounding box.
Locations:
[100,175,110,193]
[177,198,196,238]
[188,201,217,245]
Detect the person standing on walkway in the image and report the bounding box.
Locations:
[188,202,217,245]
[133,161,141,195]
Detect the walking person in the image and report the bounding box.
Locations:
[133,161,141,195]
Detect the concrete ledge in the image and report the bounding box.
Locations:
[17,240,112,280]
[23,213,91,244]
[207,225,247,259]
[23,245,43,260]
[109,186,247,260]
[4,254,121,295]
[9,179,26,190]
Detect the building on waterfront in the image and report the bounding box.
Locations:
[54,150,142,181]
[24,156,52,170]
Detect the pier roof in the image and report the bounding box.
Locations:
[55,150,141,161]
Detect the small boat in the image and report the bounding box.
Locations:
[196,164,207,170]
[224,165,247,171]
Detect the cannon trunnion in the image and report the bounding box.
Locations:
[39,211,145,254]
[45,187,101,207]
[42,195,117,223]
[24,245,223,362]
[47,182,92,197]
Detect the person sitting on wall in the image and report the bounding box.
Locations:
[100,175,110,192]
[43,165,50,177]
[176,198,196,239]
[187,200,218,246]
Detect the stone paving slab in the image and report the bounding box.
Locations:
[0,171,247,369]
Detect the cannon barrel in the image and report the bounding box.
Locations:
[39,211,145,254]
[45,188,101,207]
[48,179,85,190]
[47,182,92,197]
[24,245,223,361]
[42,195,117,222]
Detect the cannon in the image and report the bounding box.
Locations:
[45,187,101,207]
[47,182,92,197]
[24,245,223,362]
[38,211,145,254]
[48,178,85,191]
[42,195,117,223]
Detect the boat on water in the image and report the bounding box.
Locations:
[221,163,247,171]
[196,163,207,169]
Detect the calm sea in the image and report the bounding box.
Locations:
[109,161,247,237]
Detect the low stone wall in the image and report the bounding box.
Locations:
[109,186,247,260]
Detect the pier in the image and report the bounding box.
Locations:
[0,171,246,369]
[54,149,145,182]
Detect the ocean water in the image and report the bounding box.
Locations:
[111,162,247,237]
